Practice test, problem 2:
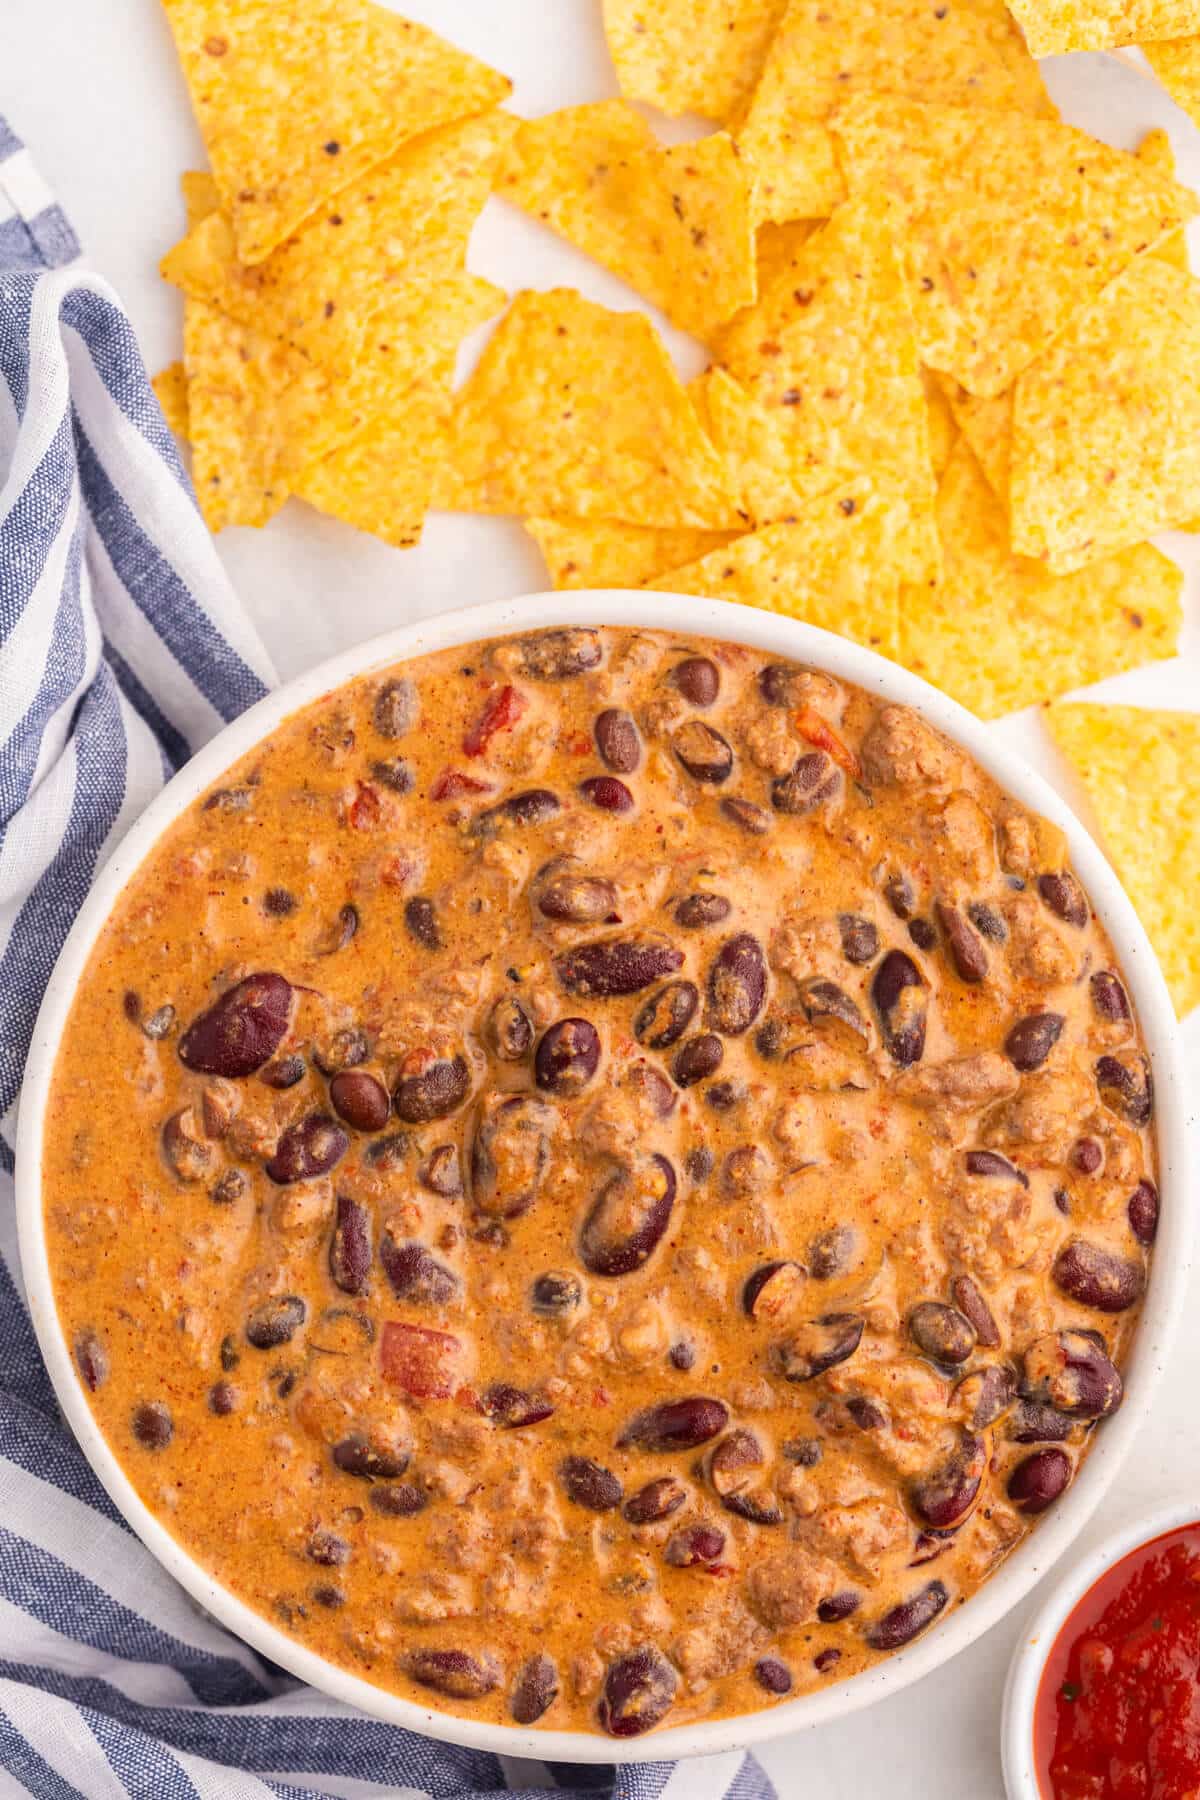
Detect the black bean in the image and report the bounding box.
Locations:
[219,1335,240,1372]
[818,1591,861,1624]
[369,1482,428,1517]
[706,932,767,1035]
[406,1647,501,1700]
[393,1054,470,1124]
[1053,1239,1144,1312]
[261,1053,305,1090]
[208,1380,237,1416]
[950,1274,1001,1347]
[404,896,441,951]
[531,1271,583,1316]
[332,1431,410,1481]
[1095,1052,1153,1127]
[471,788,561,835]
[370,757,414,794]
[512,628,601,680]
[132,1401,173,1450]
[1038,870,1088,928]
[307,1530,350,1565]
[866,1581,949,1650]
[179,973,292,1078]
[885,872,916,919]
[487,994,534,1060]
[510,1653,559,1725]
[674,891,731,929]
[754,1658,793,1694]
[598,1645,678,1737]
[580,1154,676,1277]
[908,918,937,951]
[481,1383,555,1428]
[935,902,988,983]
[872,949,927,1066]
[329,1071,390,1133]
[1128,1179,1159,1246]
[365,1131,408,1171]
[623,1477,687,1523]
[1072,1136,1103,1174]
[595,707,641,773]
[74,1330,109,1392]
[673,656,720,705]
[246,1295,306,1348]
[1008,1447,1071,1514]
[968,901,1007,942]
[373,677,418,738]
[847,1398,886,1432]
[1011,1402,1076,1444]
[672,719,733,783]
[380,1237,459,1306]
[782,1437,822,1467]
[672,1033,724,1087]
[685,1146,714,1182]
[669,1339,696,1370]
[1091,970,1131,1025]
[773,1313,864,1382]
[560,1455,624,1511]
[556,938,683,998]
[965,1149,1029,1188]
[329,1195,372,1294]
[618,1396,729,1452]
[634,980,698,1050]
[720,795,771,835]
[535,1017,601,1094]
[772,752,840,814]
[265,1113,348,1184]
[839,913,879,964]
[471,1093,553,1217]
[1005,1012,1065,1072]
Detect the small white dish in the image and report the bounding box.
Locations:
[14,591,1193,1763]
[1002,1495,1200,1799]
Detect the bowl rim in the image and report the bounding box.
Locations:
[13,588,1191,1765]
[1000,1494,1200,1799]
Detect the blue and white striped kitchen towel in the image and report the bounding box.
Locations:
[0,123,776,1800]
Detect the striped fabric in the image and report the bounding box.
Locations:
[0,123,776,1800]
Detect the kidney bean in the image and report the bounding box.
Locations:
[74,1330,108,1392]
[773,1313,864,1382]
[754,1658,793,1695]
[911,1431,986,1530]
[471,1094,553,1218]
[672,656,720,706]
[536,869,619,924]
[1011,1402,1076,1443]
[369,1482,428,1517]
[968,901,1007,942]
[373,677,418,737]
[513,628,601,680]
[328,1070,389,1134]
[328,1196,371,1295]
[955,1365,1017,1430]
[783,1437,822,1466]
[673,720,733,783]
[839,913,879,965]
[307,1530,350,1566]
[316,903,359,955]
[675,892,732,929]
[846,1397,885,1431]
[964,1149,1029,1189]
[595,707,641,773]
[510,1652,559,1725]
[380,1237,459,1307]
[312,1028,369,1078]
[406,1647,501,1701]
[580,1154,676,1277]
[685,1146,714,1183]
[531,1270,583,1315]
[471,788,561,835]
[935,902,989,983]
[1022,1329,1122,1420]
[909,1302,975,1366]
[619,1396,729,1452]
[1128,1179,1159,1245]
[560,1455,624,1511]
[393,1054,470,1124]
[814,1648,842,1674]
[872,950,926,1066]
[481,1383,555,1428]
[706,932,767,1035]
[772,752,840,814]
[1095,1052,1154,1127]
[486,994,534,1060]
[370,757,414,795]
[669,1339,697,1370]
[909,918,937,950]
[598,1645,678,1737]
[634,980,698,1050]
[535,1018,601,1094]
[246,1295,306,1348]
[623,1477,687,1524]
[581,774,636,815]
[885,872,916,919]
[1005,1011,1065,1072]
[415,1147,458,1200]
[1038,870,1088,928]
[161,1109,211,1182]
[720,795,772,834]
[1008,1447,1071,1514]
[179,973,292,1078]
[818,1591,861,1624]
[265,1113,348,1184]
[866,1581,949,1650]
[556,938,683,999]
[403,896,441,951]
[711,1434,783,1525]
[809,1225,857,1280]
[665,1523,727,1567]
[208,1380,237,1416]
[132,1401,173,1450]
[380,1321,461,1399]
[796,978,868,1041]
[366,1132,408,1173]
[950,1275,1001,1348]
[743,1260,806,1321]
[1071,1136,1103,1175]
[1090,970,1131,1024]
[1053,1239,1144,1313]
[332,1430,410,1480]
[261,1053,305,1090]
[672,1033,724,1087]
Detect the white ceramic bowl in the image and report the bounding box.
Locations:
[1001,1495,1200,1799]
[14,591,1191,1765]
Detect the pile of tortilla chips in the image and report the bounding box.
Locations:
[153,0,1199,1013]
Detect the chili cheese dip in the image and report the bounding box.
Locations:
[43,627,1158,1738]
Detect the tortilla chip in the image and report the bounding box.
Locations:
[1046,702,1200,1017]
[900,441,1182,719]
[709,195,939,576]
[937,374,1012,506]
[434,289,741,529]
[602,0,788,124]
[153,362,191,439]
[160,0,510,265]
[497,106,756,338]
[833,96,1197,397]
[525,517,743,589]
[161,110,513,370]
[923,369,958,480]
[1136,128,1192,271]
[1007,0,1200,52]
[740,0,1052,227]
[649,480,908,658]
[1010,255,1200,571]
[181,169,220,228]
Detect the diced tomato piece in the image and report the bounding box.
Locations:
[348,782,381,830]
[792,705,861,778]
[380,1322,462,1399]
[430,768,493,802]
[463,684,527,756]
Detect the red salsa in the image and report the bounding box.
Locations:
[1036,1522,1200,1799]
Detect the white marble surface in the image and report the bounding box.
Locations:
[5,5,1200,1793]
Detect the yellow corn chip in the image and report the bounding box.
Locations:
[649,480,908,658]
[833,96,1197,397]
[153,362,191,439]
[1007,0,1200,52]
[923,369,958,480]
[602,0,788,124]
[900,441,1182,719]
[161,111,513,370]
[1010,255,1200,572]
[741,0,1052,227]
[435,290,741,529]
[160,0,510,265]
[753,220,820,289]
[1046,702,1200,1017]
[497,106,756,339]
[937,374,1012,506]
[525,518,743,589]
[181,169,220,228]
[710,195,939,576]
[1136,128,1192,272]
